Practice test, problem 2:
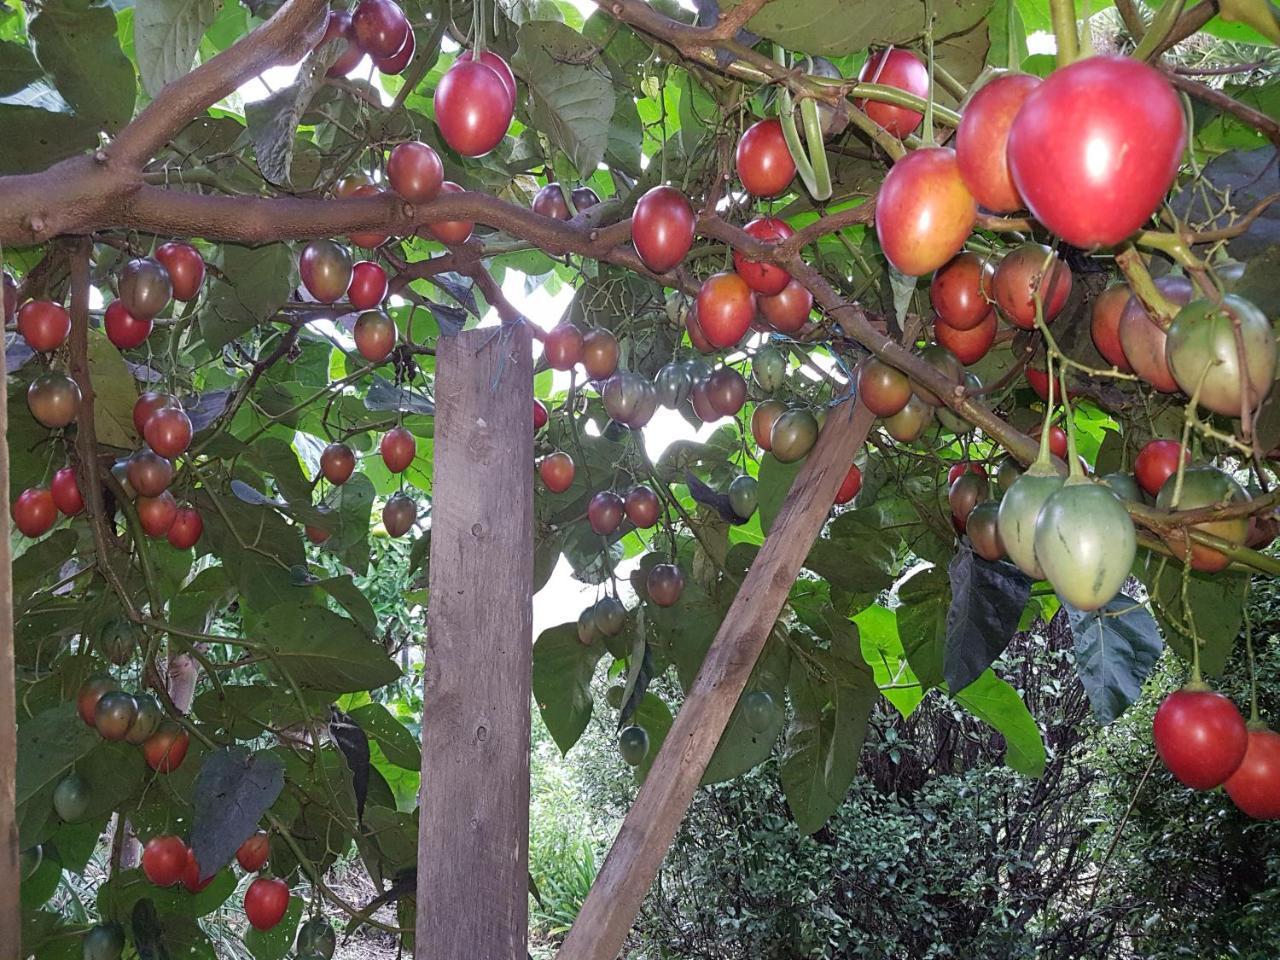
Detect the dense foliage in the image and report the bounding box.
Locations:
[3,0,1277,956]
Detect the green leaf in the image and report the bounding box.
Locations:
[1143,555,1245,677]
[952,670,1046,777]
[88,329,140,448]
[244,46,330,185]
[349,703,420,770]
[315,574,379,637]
[852,603,922,717]
[513,21,616,175]
[254,603,401,692]
[941,544,1033,693]
[896,564,949,690]
[199,242,295,349]
[532,622,604,754]
[0,40,46,96]
[721,0,994,57]
[326,473,375,576]
[0,99,98,173]
[16,704,101,844]
[135,0,221,98]
[703,634,790,785]
[631,692,673,781]
[29,0,136,133]
[1066,593,1164,724]
[756,454,803,535]
[13,529,77,616]
[780,631,877,834]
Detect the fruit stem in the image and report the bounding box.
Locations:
[778,87,822,198]
[1056,360,1085,480]
[1050,0,1081,66]
[1243,586,1260,722]
[1133,0,1186,61]
[1115,246,1180,328]
[798,95,833,200]
[922,0,937,146]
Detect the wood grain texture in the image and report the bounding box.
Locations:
[0,239,18,954]
[417,325,534,960]
[557,397,876,960]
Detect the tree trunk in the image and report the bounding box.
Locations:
[0,238,20,951]
[417,325,534,960]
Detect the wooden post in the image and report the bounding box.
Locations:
[417,325,534,960]
[0,239,19,952]
[557,398,876,960]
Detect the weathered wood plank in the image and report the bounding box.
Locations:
[557,397,876,960]
[417,325,534,960]
[0,239,18,953]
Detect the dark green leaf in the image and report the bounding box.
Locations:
[255,603,401,692]
[952,669,1046,777]
[1066,593,1164,725]
[349,703,420,770]
[134,0,221,97]
[1143,556,1247,677]
[29,0,135,132]
[190,747,285,881]
[199,242,296,349]
[943,544,1033,693]
[533,622,604,754]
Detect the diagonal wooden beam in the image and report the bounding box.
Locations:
[556,396,876,960]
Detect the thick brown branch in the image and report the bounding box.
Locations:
[1162,67,1280,148]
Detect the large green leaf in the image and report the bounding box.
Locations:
[1143,556,1245,677]
[723,0,993,57]
[631,691,673,781]
[702,633,790,785]
[952,670,1046,777]
[0,40,46,96]
[756,453,803,535]
[16,704,101,844]
[349,703,420,770]
[135,0,221,97]
[513,21,616,175]
[533,622,604,754]
[852,603,922,717]
[29,0,135,132]
[780,621,877,834]
[897,564,949,690]
[199,242,296,349]
[1066,593,1163,725]
[88,329,140,449]
[253,603,401,692]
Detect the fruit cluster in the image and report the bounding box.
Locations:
[75,673,190,773]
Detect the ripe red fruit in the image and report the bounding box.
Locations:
[383,493,417,537]
[1090,284,1134,372]
[352,0,408,58]
[588,491,625,536]
[857,358,912,417]
[758,279,813,335]
[1032,424,1068,459]
[533,400,548,431]
[706,367,748,417]
[1007,56,1186,249]
[539,452,574,493]
[1153,688,1248,790]
[733,218,794,296]
[375,28,414,74]
[423,182,473,245]
[931,253,995,331]
[321,442,357,485]
[685,306,715,354]
[581,328,620,381]
[245,877,291,931]
[127,449,174,497]
[632,186,695,274]
[857,48,929,138]
[834,464,862,505]
[935,310,996,365]
[991,243,1072,329]
[12,488,56,537]
[167,507,203,549]
[104,300,153,350]
[182,847,215,894]
[1117,275,1194,394]
[119,258,172,322]
[137,492,179,538]
[624,486,660,528]
[954,73,1040,214]
[51,467,84,516]
[154,242,205,302]
[133,391,173,435]
[347,261,388,310]
[17,300,70,352]
[380,426,416,473]
[696,273,755,349]
[320,10,363,78]
[27,372,81,429]
[306,524,331,545]
[342,183,391,249]
[532,184,571,221]
[77,674,117,726]
[875,148,976,277]
[1225,728,1280,819]
[142,836,188,887]
[236,832,270,872]
[299,240,353,303]
[458,50,517,102]
[144,723,190,773]
[735,118,795,197]
[434,58,513,158]
[144,407,193,459]
[544,323,584,371]
[1134,439,1188,497]
[387,141,443,203]
[354,309,396,362]
[948,462,986,485]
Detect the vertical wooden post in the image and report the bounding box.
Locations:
[557,398,876,960]
[0,239,19,951]
[417,324,534,960]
